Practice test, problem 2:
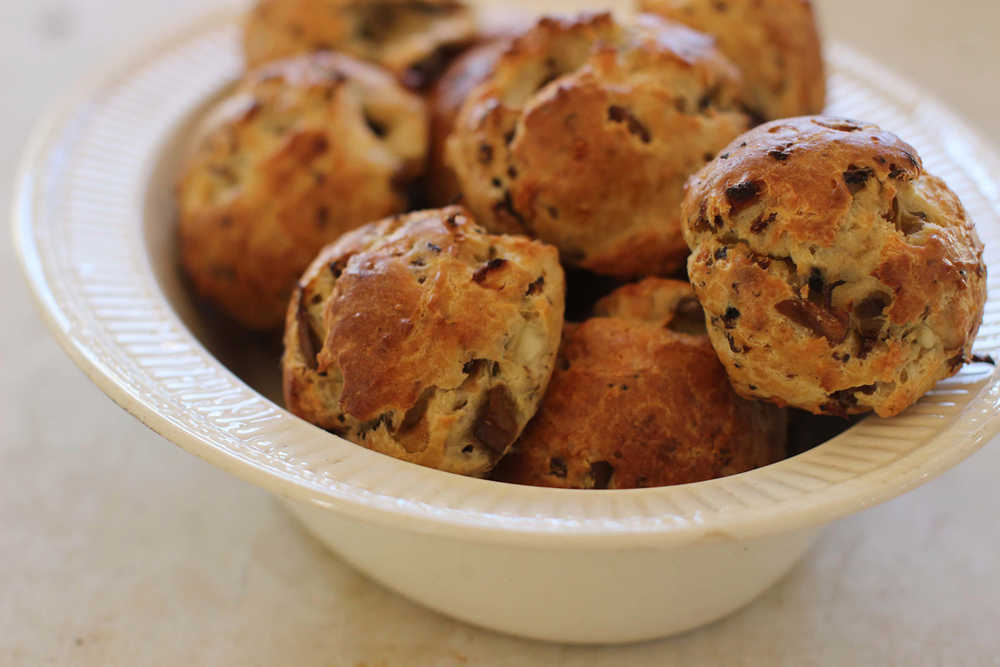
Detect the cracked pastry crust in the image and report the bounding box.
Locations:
[682,116,987,417]
[639,0,825,121]
[177,53,428,330]
[282,206,566,477]
[243,0,477,89]
[493,278,787,489]
[446,12,750,278]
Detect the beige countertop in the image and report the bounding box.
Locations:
[3,1,999,664]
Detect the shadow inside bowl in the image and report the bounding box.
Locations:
[143,79,285,406]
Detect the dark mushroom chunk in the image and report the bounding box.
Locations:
[399,388,434,434]
[750,212,777,234]
[843,166,874,194]
[722,306,740,330]
[725,180,764,215]
[854,292,891,359]
[775,299,848,344]
[549,457,568,478]
[607,105,652,143]
[589,461,614,489]
[473,385,519,455]
[898,210,927,236]
[472,258,508,284]
[296,297,323,370]
[525,276,545,296]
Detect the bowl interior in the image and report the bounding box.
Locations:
[15,9,1000,546]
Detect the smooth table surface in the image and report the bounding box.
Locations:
[3,1,999,664]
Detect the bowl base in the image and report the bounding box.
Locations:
[282,497,823,644]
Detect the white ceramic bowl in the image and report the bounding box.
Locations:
[13,5,1000,644]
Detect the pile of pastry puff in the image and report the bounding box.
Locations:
[176,0,987,489]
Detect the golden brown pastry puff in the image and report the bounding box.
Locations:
[177,53,428,330]
[244,0,477,89]
[446,12,750,278]
[426,38,511,206]
[682,116,987,417]
[282,206,566,477]
[493,278,787,489]
[639,0,826,121]
[425,11,538,206]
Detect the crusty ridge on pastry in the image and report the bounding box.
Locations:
[244,0,477,89]
[446,12,749,278]
[177,52,428,330]
[682,116,987,417]
[640,0,826,121]
[283,206,566,477]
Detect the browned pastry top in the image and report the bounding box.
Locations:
[493,314,787,489]
[682,116,987,416]
[447,12,749,278]
[177,52,428,329]
[283,206,566,477]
